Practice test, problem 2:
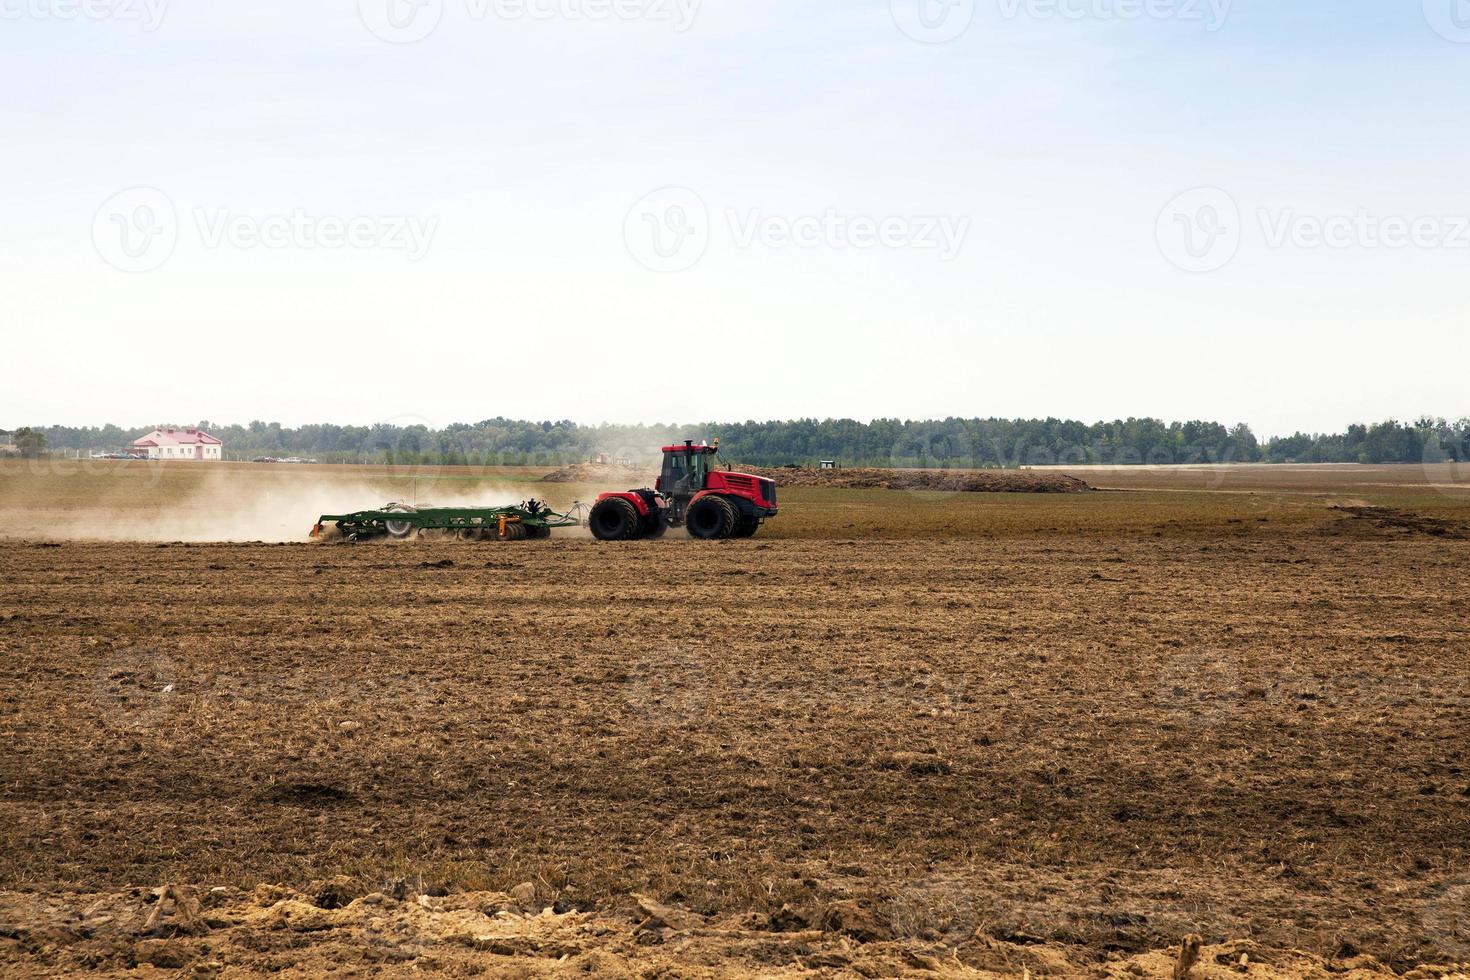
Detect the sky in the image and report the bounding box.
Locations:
[1,0,1467,438]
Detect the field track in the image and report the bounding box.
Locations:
[1,462,1468,975]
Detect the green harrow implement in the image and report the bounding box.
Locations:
[311,499,587,542]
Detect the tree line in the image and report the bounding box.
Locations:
[18,416,1470,468]
[0,427,50,458]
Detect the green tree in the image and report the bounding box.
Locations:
[1227,423,1260,463]
[13,427,47,458]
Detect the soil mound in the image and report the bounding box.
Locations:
[1331,505,1469,539]
[540,463,652,485]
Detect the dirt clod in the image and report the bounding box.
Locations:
[822,900,892,943]
[310,877,364,910]
[1173,933,1203,978]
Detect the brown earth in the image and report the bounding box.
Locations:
[0,885,1445,978]
[2,464,1470,975]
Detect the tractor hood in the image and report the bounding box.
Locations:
[706,470,778,509]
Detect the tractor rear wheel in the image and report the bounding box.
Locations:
[590,497,642,541]
[687,495,738,540]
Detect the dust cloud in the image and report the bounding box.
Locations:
[0,463,544,543]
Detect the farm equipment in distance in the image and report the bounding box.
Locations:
[590,438,778,541]
[311,499,586,542]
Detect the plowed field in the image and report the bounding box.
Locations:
[1,461,1468,976]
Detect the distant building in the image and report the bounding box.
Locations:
[133,427,223,461]
[819,460,838,469]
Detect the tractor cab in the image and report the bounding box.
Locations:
[657,439,719,499]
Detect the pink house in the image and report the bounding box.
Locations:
[133,427,224,461]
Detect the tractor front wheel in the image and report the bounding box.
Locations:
[590,497,642,541]
[687,495,738,540]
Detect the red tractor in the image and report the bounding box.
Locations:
[589,439,778,541]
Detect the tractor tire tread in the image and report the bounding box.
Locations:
[688,495,738,540]
[590,496,643,541]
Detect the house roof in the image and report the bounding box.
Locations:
[133,427,222,447]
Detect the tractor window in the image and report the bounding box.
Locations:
[690,451,709,486]
[662,452,687,489]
